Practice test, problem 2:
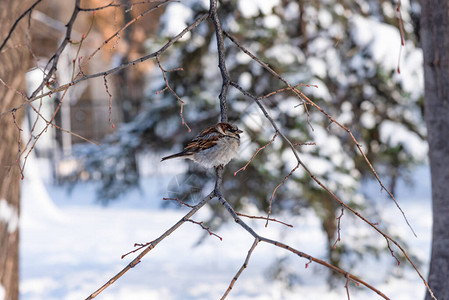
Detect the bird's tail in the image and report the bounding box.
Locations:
[161,152,187,161]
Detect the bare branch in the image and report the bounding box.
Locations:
[28,102,100,145]
[396,0,406,74]
[333,206,345,249]
[2,1,432,298]
[258,83,318,101]
[79,0,175,71]
[29,0,81,100]
[85,191,216,299]
[266,163,300,227]
[229,80,431,296]
[216,194,390,299]
[221,238,259,300]
[345,275,352,300]
[234,131,279,176]
[224,31,417,237]
[209,0,230,122]
[0,0,42,52]
[186,219,222,241]
[1,13,209,117]
[79,0,168,12]
[163,197,195,208]
[236,212,293,228]
[156,56,191,132]
[103,75,115,128]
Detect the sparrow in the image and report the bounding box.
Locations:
[161,122,243,168]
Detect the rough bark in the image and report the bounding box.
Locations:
[0,1,32,299]
[421,1,449,300]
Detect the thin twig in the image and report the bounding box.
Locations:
[163,197,195,208]
[221,238,259,300]
[236,212,293,227]
[85,191,216,299]
[345,275,352,300]
[258,83,318,101]
[121,240,156,259]
[396,0,405,74]
[79,0,175,72]
[186,219,222,241]
[216,194,390,299]
[79,0,165,12]
[333,206,344,249]
[0,0,43,52]
[28,102,100,145]
[11,109,24,179]
[28,0,81,101]
[229,80,432,296]
[224,30,417,237]
[234,131,279,176]
[1,13,209,118]
[209,0,229,123]
[385,238,400,266]
[103,75,115,128]
[266,163,300,227]
[156,56,191,132]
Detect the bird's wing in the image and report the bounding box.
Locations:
[184,127,222,153]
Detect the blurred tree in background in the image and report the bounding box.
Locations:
[421,0,449,299]
[0,1,33,299]
[67,0,426,285]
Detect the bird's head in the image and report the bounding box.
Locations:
[216,122,243,138]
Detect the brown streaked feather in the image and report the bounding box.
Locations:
[161,122,242,164]
[183,128,222,153]
[161,126,222,161]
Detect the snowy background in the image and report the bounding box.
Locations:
[16,1,431,299]
[20,151,432,300]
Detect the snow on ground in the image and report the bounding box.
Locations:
[20,155,432,300]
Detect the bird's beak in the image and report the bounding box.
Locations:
[237,129,243,134]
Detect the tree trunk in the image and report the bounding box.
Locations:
[0,2,31,299]
[421,1,449,300]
